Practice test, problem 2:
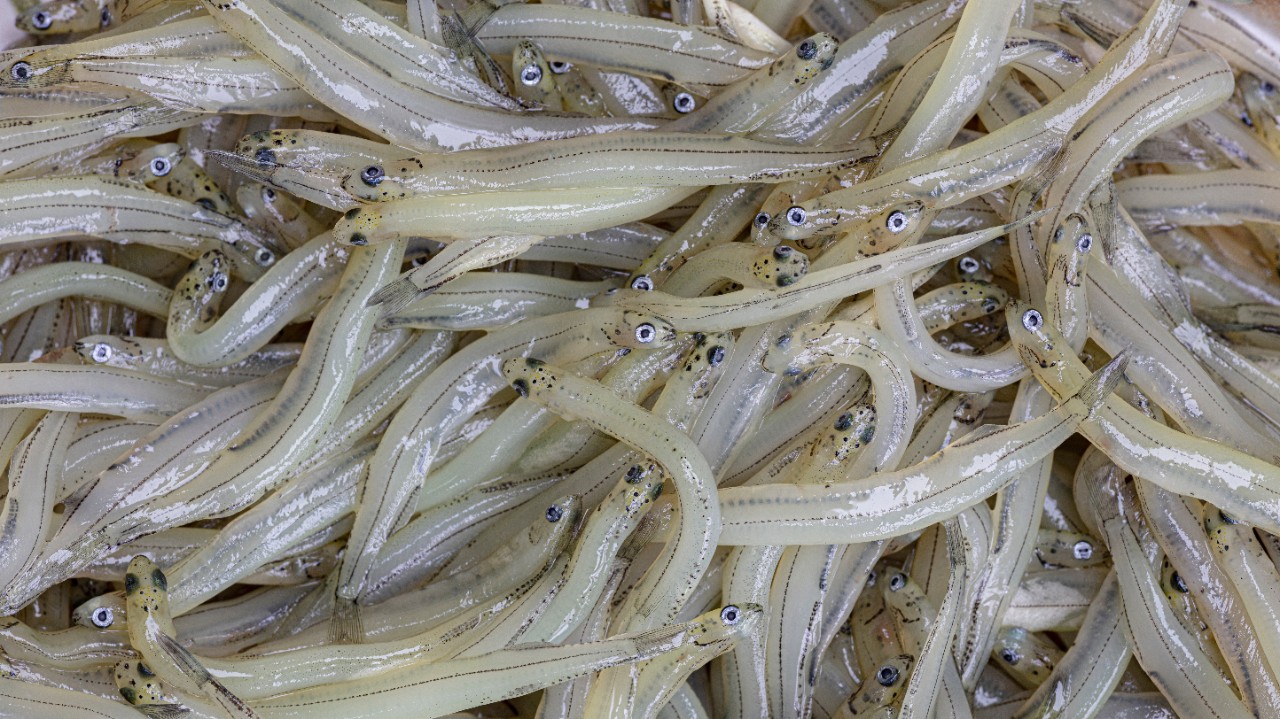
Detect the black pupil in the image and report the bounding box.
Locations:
[877,666,899,685]
[725,610,736,620]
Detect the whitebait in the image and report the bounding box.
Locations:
[616,216,1040,331]
[378,274,616,332]
[199,0,662,151]
[503,357,719,630]
[123,556,258,718]
[474,4,772,90]
[255,605,758,719]
[342,132,879,202]
[74,335,300,387]
[334,187,699,247]
[0,176,278,278]
[714,352,1127,545]
[334,308,675,636]
[1088,475,1253,719]
[1008,300,1280,535]
[166,236,345,367]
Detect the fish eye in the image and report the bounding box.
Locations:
[545,504,563,522]
[786,206,807,226]
[1072,540,1093,560]
[866,569,877,587]
[149,157,171,177]
[885,210,909,233]
[520,64,542,86]
[1000,648,1021,664]
[834,412,854,431]
[1170,570,1189,593]
[10,62,31,81]
[888,572,906,591]
[1241,112,1255,128]
[635,322,656,344]
[1021,309,1043,331]
[631,275,654,292]
[958,256,980,274]
[625,464,645,482]
[31,11,51,29]
[797,40,818,60]
[262,187,276,201]
[124,574,139,594]
[1220,510,1239,524]
[708,345,726,366]
[212,272,228,291]
[254,248,274,266]
[90,607,113,628]
[754,212,771,227]
[876,664,900,686]
[720,605,741,625]
[254,147,276,166]
[1076,233,1093,253]
[1264,81,1277,94]
[100,7,110,25]
[673,92,695,114]
[91,343,113,363]
[549,60,570,74]
[360,165,384,187]
[773,245,793,259]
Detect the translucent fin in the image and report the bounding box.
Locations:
[328,595,365,644]
[156,633,258,718]
[1074,349,1130,418]
[136,705,190,719]
[367,276,419,314]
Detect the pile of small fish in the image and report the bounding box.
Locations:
[1,0,1280,716]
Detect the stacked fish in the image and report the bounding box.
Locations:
[1,0,1280,717]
